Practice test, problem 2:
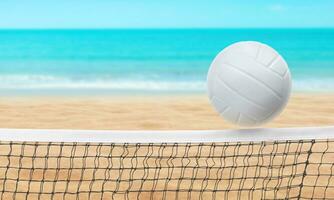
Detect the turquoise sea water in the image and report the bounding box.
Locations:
[0,29,333,95]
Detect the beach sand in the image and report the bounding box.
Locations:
[0,93,333,199]
[0,94,333,130]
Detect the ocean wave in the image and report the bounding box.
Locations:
[0,75,333,92]
[0,75,206,91]
[293,79,334,92]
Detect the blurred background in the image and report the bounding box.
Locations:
[0,0,333,129]
[0,0,333,95]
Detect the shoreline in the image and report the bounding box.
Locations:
[0,93,333,130]
[0,91,333,99]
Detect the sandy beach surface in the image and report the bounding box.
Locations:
[0,94,332,130]
[0,93,333,199]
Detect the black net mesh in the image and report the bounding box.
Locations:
[0,139,333,199]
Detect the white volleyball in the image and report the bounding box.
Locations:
[207,41,292,126]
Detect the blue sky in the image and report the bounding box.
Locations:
[0,0,333,29]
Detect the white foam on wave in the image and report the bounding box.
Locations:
[0,75,206,91]
[293,78,334,92]
[0,75,333,92]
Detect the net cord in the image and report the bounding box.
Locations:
[0,126,333,143]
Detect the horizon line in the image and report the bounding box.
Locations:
[0,27,333,31]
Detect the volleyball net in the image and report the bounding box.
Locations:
[0,127,333,200]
